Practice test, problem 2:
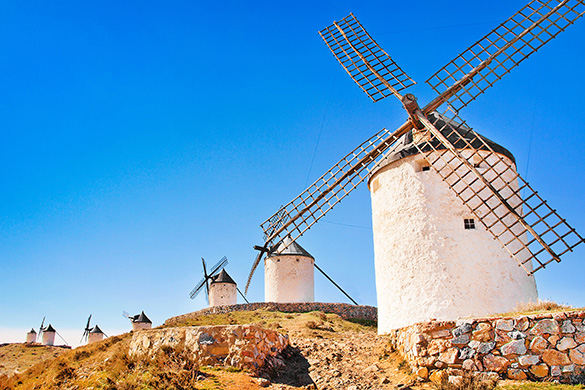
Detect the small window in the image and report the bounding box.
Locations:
[464,218,476,230]
[415,159,431,172]
[473,163,481,168]
[422,166,431,172]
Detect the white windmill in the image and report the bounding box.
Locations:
[246,0,585,333]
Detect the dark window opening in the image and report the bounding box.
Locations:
[464,218,476,230]
[473,163,481,168]
[422,166,431,172]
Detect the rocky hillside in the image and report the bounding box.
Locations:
[0,309,583,390]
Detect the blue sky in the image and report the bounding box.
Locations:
[1,0,584,345]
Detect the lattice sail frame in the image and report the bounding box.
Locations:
[412,111,584,274]
[246,2,585,291]
[319,13,415,102]
[426,0,585,115]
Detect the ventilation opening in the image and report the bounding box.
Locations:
[416,159,431,172]
[464,218,476,230]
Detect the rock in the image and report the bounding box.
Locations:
[507,330,526,340]
[561,320,576,333]
[453,323,473,337]
[439,348,459,364]
[451,334,470,345]
[257,378,271,387]
[415,366,429,379]
[430,329,451,338]
[427,339,451,355]
[548,335,560,346]
[518,354,540,366]
[515,317,530,332]
[529,363,549,378]
[462,359,476,370]
[562,364,575,373]
[501,340,527,356]
[477,341,497,355]
[569,344,585,365]
[459,347,475,360]
[483,354,510,372]
[495,319,514,331]
[530,319,560,335]
[380,376,390,384]
[575,333,585,344]
[529,336,548,353]
[347,386,357,390]
[472,323,493,342]
[557,337,577,351]
[542,349,571,366]
[551,365,562,377]
[507,368,527,380]
[394,384,411,390]
[365,364,379,372]
[429,370,448,385]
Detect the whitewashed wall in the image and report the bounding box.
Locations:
[369,150,538,334]
[265,255,314,303]
[209,282,237,307]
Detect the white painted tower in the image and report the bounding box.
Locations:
[88,325,105,343]
[26,328,37,343]
[131,311,152,331]
[42,324,56,346]
[209,269,237,307]
[368,115,538,333]
[265,236,314,303]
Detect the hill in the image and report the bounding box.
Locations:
[1,309,584,390]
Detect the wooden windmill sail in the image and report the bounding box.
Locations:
[190,256,249,305]
[246,0,585,293]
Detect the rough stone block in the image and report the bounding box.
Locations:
[530,319,560,335]
[507,368,527,380]
[529,363,549,378]
[569,344,585,365]
[495,319,514,332]
[542,349,571,366]
[501,340,527,356]
[557,336,577,351]
[483,354,509,372]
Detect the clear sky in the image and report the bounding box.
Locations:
[1,0,584,347]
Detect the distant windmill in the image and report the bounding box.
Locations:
[37,316,46,340]
[123,310,152,331]
[246,0,585,333]
[80,315,108,344]
[189,256,249,307]
[80,314,93,344]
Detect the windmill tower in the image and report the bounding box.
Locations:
[88,325,105,344]
[209,269,238,306]
[126,311,152,331]
[246,1,585,334]
[189,256,248,307]
[265,236,315,303]
[26,328,37,344]
[42,324,56,346]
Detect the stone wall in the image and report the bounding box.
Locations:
[388,311,585,383]
[129,325,289,370]
[165,302,377,327]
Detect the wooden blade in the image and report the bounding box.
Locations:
[208,256,228,277]
[245,250,266,294]
[413,110,584,274]
[425,0,585,116]
[259,122,414,255]
[320,13,415,102]
[189,276,208,299]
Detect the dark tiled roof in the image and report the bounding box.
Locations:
[376,112,515,169]
[211,269,236,285]
[29,328,37,333]
[133,311,152,323]
[268,236,314,259]
[44,324,56,332]
[90,325,104,334]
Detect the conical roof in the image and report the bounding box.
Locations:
[374,111,515,172]
[29,328,37,334]
[90,325,104,334]
[267,236,314,259]
[45,324,56,332]
[211,269,236,285]
[133,311,152,323]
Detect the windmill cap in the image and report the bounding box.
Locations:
[29,328,37,333]
[45,324,56,332]
[267,236,314,259]
[370,111,516,179]
[211,269,236,285]
[90,325,104,334]
[133,311,152,323]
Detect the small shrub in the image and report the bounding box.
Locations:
[511,299,574,314]
[306,321,318,330]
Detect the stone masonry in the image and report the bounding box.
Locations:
[129,325,289,370]
[388,310,585,382]
[165,302,377,327]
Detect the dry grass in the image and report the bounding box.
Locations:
[0,344,66,377]
[435,372,498,390]
[495,299,581,317]
[497,381,585,390]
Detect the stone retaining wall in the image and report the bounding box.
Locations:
[389,311,585,383]
[165,302,377,326]
[129,325,289,370]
